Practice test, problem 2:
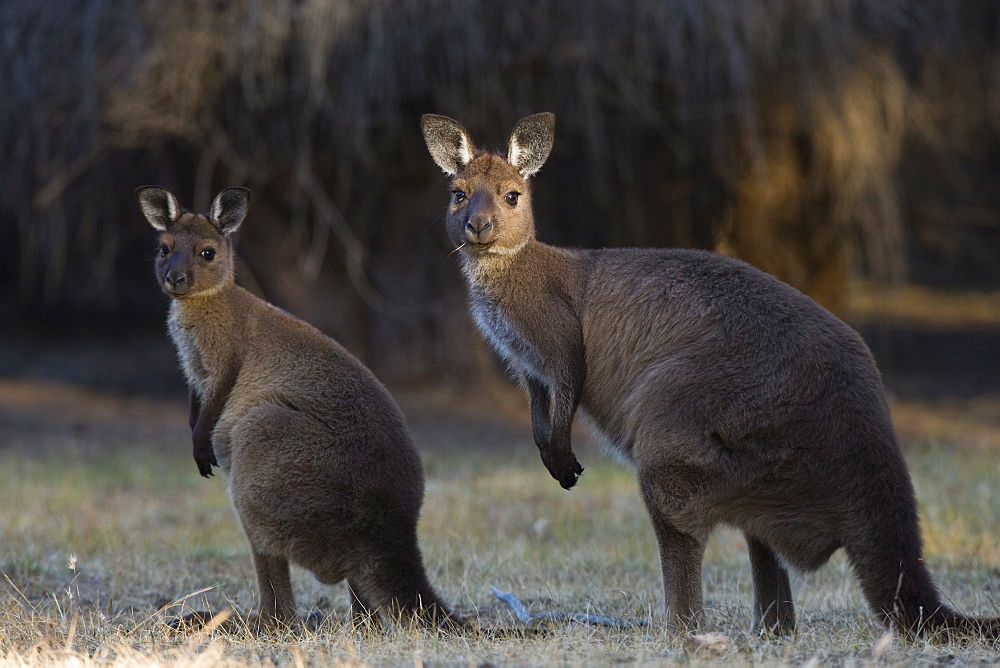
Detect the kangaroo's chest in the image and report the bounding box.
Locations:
[470,291,547,379]
[167,313,210,396]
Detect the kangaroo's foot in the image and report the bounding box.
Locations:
[167,609,300,635]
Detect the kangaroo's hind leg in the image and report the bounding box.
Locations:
[348,578,383,630]
[745,533,795,635]
[172,550,295,633]
[637,467,708,632]
[251,550,296,627]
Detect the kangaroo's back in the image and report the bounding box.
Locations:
[212,287,422,471]
[578,248,887,461]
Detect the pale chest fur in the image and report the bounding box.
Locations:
[467,279,548,382]
[167,304,210,397]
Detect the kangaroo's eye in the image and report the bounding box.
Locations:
[452,190,466,204]
[201,248,216,262]
[505,191,520,206]
[157,244,170,257]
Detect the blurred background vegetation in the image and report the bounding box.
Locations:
[2,0,998,391]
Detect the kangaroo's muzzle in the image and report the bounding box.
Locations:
[464,214,496,247]
[164,270,191,296]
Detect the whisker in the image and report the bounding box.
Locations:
[448,243,467,257]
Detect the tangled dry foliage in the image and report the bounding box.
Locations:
[0,382,998,666]
[3,0,999,378]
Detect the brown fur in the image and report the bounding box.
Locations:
[136,186,456,631]
[421,114,999,639]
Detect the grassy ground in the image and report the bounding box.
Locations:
[0,379,998,666]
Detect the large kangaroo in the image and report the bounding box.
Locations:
[421,113,999,639]
[137,186,456,630]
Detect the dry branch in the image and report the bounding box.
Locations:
[491,586,650,629]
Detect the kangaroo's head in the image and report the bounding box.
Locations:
[421,113,554,259]
[136,186,250,300]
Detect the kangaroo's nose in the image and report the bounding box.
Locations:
[465,216,493,237]
[166,271,187,288]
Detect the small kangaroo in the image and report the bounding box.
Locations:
[137,186,456,630]
[421,113,999,639]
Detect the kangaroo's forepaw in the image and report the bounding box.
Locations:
[192,430,218,478]
[194,447,218,477]
[545,454,584,489]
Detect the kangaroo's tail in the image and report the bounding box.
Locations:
[382,574,465,631]
[914,610,1000,641]
[845,433,998,641]
[849,518,999,641]
[360,542,465,632]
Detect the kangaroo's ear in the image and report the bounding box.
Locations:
[209,187,251,235]
[508,113,555,178]
[421,114,475,176]
[136,186,182,231]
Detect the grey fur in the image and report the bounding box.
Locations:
[508,113,555,177]
[421,114,999,640]
[136,186,181,231]
[209,186,250,234]
[137,186,457,631]
[421,114,475,176]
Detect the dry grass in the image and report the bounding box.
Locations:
[0,385,998,665]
